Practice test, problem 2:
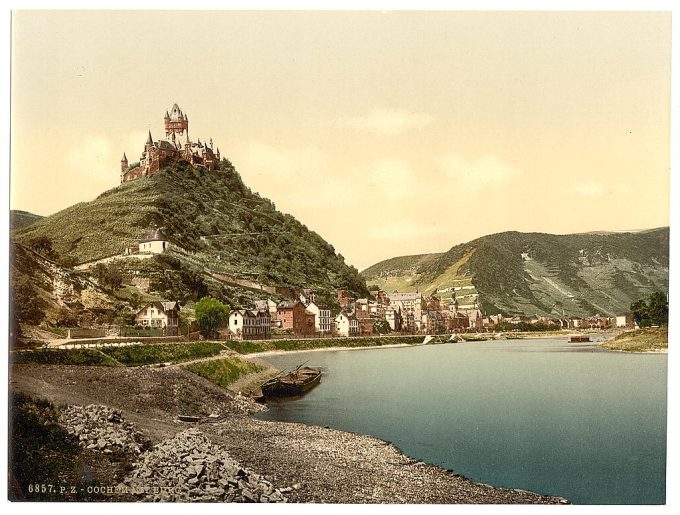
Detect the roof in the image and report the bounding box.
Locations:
[160,301,180,312]
[233,309,270,318]
[157,140,178,150]
[140,228,169,243]
[277,300,302,309]
[136,301,180,315]
[169,103,184,121]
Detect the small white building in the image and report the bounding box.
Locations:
[139,228,170,254]
[615,314,634,328]
[306,302,333,334]
[228,309,271,340]
[335,312,359,337]
[134,301,181,335]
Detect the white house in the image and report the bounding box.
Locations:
[139,228,170,254]
[335,312,359,337]
[306,302,333,334]
[615,314,634,328]
[134,301,181,335]
[228,309,271,340]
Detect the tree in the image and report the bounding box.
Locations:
[373,319,391,334]
[630,299,651,328]
[92,263,123,291]
[647,291,669,326]
[11,275,47,327]
[195,296,229,337]
[28,236,57,260]
[631,291,668,328]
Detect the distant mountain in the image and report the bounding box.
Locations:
[10,210,43,231]
[12,162,368,307]
[362,229,669,317]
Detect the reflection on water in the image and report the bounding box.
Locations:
[256,339,667,504]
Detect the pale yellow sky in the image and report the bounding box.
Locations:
[11,11,671,270]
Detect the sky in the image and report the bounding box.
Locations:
[10,10,672,271]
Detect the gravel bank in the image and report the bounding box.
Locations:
[11,364,568,504]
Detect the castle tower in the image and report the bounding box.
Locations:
[121,153,128,173]
[164,103,189,138]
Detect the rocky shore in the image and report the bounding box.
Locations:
[11,363,569,504]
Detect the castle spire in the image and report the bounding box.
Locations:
[122,152,127,161]
[147,130,153,144]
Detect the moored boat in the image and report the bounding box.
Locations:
[260,366,322,398]
[569,335,591,343]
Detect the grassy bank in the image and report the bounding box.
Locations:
[12,342,227,367]
[99,342,226,366]
[185,357,265,389]
[599,327,668,352]
[10,348,119,366]
[222,335,425,354]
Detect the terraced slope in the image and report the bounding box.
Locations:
[362,228,669,317]
[13,162,369,304]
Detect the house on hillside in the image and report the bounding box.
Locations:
[139,228,171,254]
[228,309,271,340]
[336,290,356,310]
[134,301,181,335]
[299,288,317,305]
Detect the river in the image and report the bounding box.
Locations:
[255,338,667,504]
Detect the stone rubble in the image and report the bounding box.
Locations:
[59,404,150,456]
[122,428,287,502]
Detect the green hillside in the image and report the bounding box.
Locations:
[10,210,44,231]
[362,229,669,317]
[13,161,368,306]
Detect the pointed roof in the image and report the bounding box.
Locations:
[121,153,127,161]
[140,227,169,243]
[147,130,153,144]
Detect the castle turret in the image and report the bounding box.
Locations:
[121,152,128,173]
[165,103,189,138]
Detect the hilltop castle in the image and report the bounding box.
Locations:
[120,103,221,183]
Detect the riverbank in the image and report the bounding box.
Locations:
[599,327,668,353]
[9,363,568,503]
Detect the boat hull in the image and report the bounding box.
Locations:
[261,367,322,398]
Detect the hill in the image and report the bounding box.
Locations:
[9,242,119,344]
[362,229,669,317]
[12,162,368,309]
[10,210,43,230]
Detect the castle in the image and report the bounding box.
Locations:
[120,103,221,183]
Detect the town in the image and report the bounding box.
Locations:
[133,286,636,341]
